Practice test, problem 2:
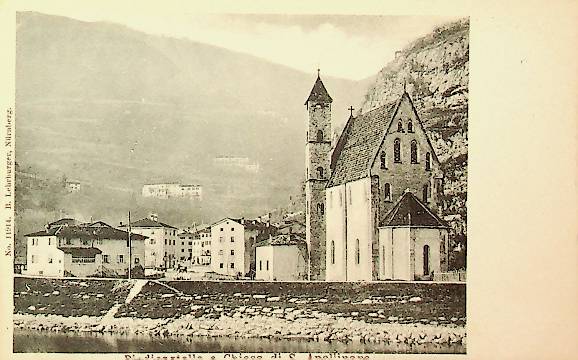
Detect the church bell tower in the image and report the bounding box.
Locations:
[304,70,332,281]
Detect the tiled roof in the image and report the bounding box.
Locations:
[256,233,306,247]
[305,75,333,104]
[24,228,59,237]
[128,218,177,229]
[381,191,447,228]
[48,218,79,228]
[327,101,398,187]
[58,247,102,257]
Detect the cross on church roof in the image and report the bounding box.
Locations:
[348,106,355,117]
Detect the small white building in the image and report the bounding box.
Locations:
[65,180,81,193]
[142,183,202,200]
[377,191,449,281]
[255,233,308,281]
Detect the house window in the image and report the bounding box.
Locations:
[220,227,223,231]
[31,255,36,263]
[219,250,224,255]
[397,121,404,132]
[331,240,335,265]
[408,121,414,133]
[394,138,401,163]
[219,236,224,243]
[384,183,392,202]
[411,140,418,164]
[380,151,387,169]
[231,227,235,231]
[181,249,184,253]
[423,184,429,202]
[48,238,51,246]
[181,241,185,246]
[118,255,124,263]
[317,203,325,215]
[230,249,235,256]
[259,260,262,271]
[316,167,324,179]
[173,240,176,245]
[66,238,72,245]
[103,255,109,263]
[355,239,360,265]
[425,152,431,171]
[150,239,155,244]
[423,245,430,275]
[135,257,140,264]
[165,239,167,245]
[230,236,234,243]
[266,260,269,270]
[230,263,235,269]
[220,263,224,269]
[317,129,323,142]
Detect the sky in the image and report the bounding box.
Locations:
[14,5,461,80]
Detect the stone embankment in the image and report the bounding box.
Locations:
[13,277,466,347]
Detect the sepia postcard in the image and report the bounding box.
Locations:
[0,1,577,359]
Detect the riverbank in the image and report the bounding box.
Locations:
[13,277,466,351]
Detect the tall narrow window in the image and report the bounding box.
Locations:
[423,184,429,203]
[317,203,325,215]
[316,167,324,179]
[423,245,430,275]
[348,187,352,205]
[317,130,324,142]
[411,140,418,164]
[384,183,392,202]
[408,121,414,133]
[397,121,404,132]
[425,152,431,171]
[355,239,360,264]
[380,151,386,169]
[394,138,401,163]
[331,240,335,265]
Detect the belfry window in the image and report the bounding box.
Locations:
[316,130,324,142]
[384,183,392,202]
[408,121,414,133]
[380,151,387,169]
[397,121,404,132]
[394,138,401,163]
[316,167,324,179]
[425,152,431,171]
[411,140,418,164]
[331,240,335,265]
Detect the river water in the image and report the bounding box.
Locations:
[14,329,465,354]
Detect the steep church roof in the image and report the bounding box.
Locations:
[327,100,398,187]
[381,191,447,228]
[304,74,333,104]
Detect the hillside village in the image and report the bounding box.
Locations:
[15,18,468,283]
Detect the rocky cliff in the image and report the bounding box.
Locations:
[360,19,468,240]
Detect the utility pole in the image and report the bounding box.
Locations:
[128,211,132,280]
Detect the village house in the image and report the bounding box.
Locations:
[177,230,194,268]
[303,74,448,281]
[24,219,146,277]
[190,224,211,267]
[210,218,275,277]
[255,233,308,281]
[123,214,178,270]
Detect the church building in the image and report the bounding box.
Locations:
[303,73,449,282]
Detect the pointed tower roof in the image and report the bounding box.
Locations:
[305,72,333,105]
[381,191,447,228]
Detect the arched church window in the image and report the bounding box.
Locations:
[408,121,414,133]
[394,138,401,163]
[317,130,324,142]
[411,140,418,164]
[380,151,387,169]
[317,203,325,215]
[422,184,429,203]
[355,239,360,265]
[331,240,335,265]
[397,121,404,132]
[423,245,430,275]
[425,152,431,171]
[384,183,392,202]
[316,167,324,179]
